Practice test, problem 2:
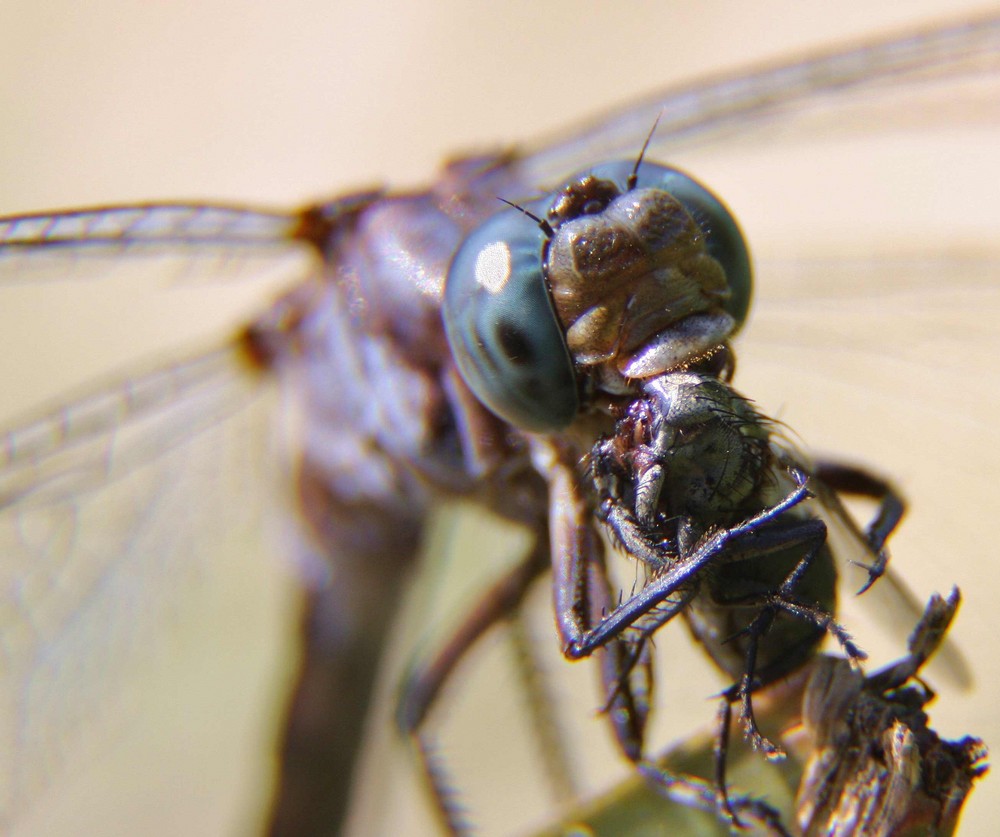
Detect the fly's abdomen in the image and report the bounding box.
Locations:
[687,539,837,684]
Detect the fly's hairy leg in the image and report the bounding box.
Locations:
[563,462,853,834]
[565,469,814,656]
[702,515,859,828]
[537,437,793,832]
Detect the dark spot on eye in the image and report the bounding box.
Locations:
[496,319,534,365]
[521,375,547,399]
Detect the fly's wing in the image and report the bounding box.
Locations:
[0,205,315,830]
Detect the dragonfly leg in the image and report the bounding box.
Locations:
[637,743,793,837]
[814,459,906,592]
[397,540,548,733]
[586,543,656,764]
[535,437,655,762]
[396,540,548,835]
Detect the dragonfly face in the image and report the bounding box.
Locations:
[443,160,750,431]
[2,4,999,836]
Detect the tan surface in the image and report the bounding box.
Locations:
[0,2,997,835]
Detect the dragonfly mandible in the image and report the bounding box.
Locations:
[1,6,998,836]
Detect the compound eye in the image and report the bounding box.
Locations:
[627,162,753,331]
[443,211,578,432]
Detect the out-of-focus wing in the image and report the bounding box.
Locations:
[0,203,302,255]
[0,202,316,296]
[517,15,1000,184]
[0,13,998,837]
[0,339,281,826]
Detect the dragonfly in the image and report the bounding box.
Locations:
[1,8,999,837]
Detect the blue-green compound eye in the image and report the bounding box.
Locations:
[442,161,752,433]
[443,212,578,432]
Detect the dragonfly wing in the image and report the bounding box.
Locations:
[0,203,313,288]
[0,341,283,826]
[518,16,1000,182]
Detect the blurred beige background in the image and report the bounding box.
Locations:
[1,1,998,835]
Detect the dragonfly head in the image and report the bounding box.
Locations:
[443,161,752,432]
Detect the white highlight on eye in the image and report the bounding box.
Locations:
[474,241,512,294]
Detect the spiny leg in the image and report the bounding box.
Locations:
[708,696,792,835]
[711,527,872,828]
[730,520,867,754]
[710,521,826,827]
[566,471,849,831]
[506,599,580,804]
[637,743,793,837]
[397,541,547,836]
[534,436,655,762]
[563,469,815,658]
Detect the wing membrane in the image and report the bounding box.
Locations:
[1,343,262,508]
[0,13,997,836]
[0,203,314,299]
[0,343,277,822]
[519,15,1000,182]
[0,203,301,253]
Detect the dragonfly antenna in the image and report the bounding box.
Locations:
[497,197,554,237]
[628,110,664,190]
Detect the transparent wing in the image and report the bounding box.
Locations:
[0,203,302,254]
[0,343,282,826]
[0,202,309,829]
[1,346,253,507]
[0,196,331,832]
[0,202,315,294]
[517,15,1000,183]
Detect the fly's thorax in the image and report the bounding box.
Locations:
[643,372,774,521]
[546,185,730,367]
